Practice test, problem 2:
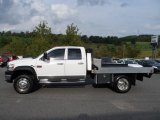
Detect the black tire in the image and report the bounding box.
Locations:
[113,75,131,93]
[13,75,34,94]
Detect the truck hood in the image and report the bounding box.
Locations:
[8,58,36,66]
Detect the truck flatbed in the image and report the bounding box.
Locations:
[96,67,154,74]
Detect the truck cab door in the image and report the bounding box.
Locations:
[65,48,86,81]
[36,48,66,81]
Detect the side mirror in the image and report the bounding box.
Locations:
[43,52,48,60]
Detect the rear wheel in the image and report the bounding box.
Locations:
[113,75,131,93]
[13,75,34,94]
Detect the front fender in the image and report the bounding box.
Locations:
[11,66,37,81]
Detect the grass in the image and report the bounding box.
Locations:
[136,42,159,58]
[136,42,152,50]
[138,50,152,58]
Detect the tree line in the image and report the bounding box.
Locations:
[0,22,159,58]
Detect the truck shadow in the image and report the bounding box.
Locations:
[42,85,86,88]
[37,83,114,92]
[7,111,160,120]
[92,84,115,92]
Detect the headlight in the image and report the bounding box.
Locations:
[7,64,15,71]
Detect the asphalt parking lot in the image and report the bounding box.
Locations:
[0,67,160,120]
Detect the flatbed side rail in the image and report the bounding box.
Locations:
[95,67,154,74]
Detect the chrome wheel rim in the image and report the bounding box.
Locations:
[117,78,129,91]
[17,78,30,92]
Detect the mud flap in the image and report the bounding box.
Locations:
[144,73,152,78]
[137,73,152,81]
[137,74,144,81]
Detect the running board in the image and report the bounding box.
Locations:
[39,79,86,85]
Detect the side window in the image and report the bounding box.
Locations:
[48,49,65,60]
[68,48,82,60]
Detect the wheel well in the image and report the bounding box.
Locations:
[113,74,136,85]
[12,70,36,81]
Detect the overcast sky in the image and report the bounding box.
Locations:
[0,0,160,37]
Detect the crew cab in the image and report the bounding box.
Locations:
[5,46,154,94]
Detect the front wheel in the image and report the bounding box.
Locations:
[13,75,34,94]
[113,75,131,93]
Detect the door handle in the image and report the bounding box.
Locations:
[57,63,64,65]
[78,62,84,65]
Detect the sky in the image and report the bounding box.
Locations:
[0,0,160,37]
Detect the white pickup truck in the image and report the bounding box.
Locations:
[5,46,154,94]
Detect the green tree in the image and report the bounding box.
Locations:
[26,37,50,57]
[33,21,51,36]
[54,34,66,46]
[126,45,141,58]
[33,21,52,45]
[0,36,12,48]
[107,45,116,57]
[26,21,51,56]
[115,45,125,58]
[65,23,84,46]
[131,39,136,48]
[94,45,109,58]
[0,37,27,55]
